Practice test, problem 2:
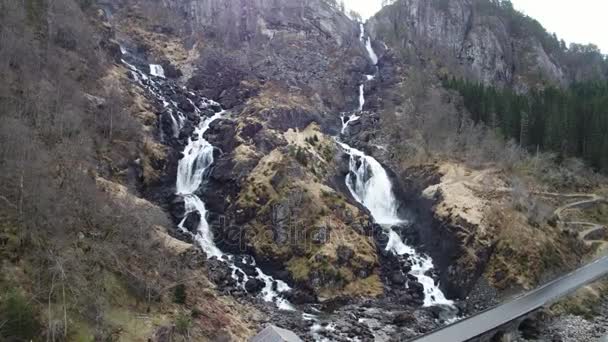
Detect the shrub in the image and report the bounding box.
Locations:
[173,284,187,304]
[0,290,41,341]
[295,147,308,166]
[175,312,191,335]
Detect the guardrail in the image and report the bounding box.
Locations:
[410,256,608,342]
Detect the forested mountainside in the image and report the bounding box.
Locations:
[0,0,607,341]
[444,78,608,173]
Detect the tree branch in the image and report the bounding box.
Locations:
[0,195,17,209]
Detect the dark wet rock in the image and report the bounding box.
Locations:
[210,102,223,113]
[171,94,195,113]
[205,119,238,154]
[207,258,237,288]
[187,52,249,109]
[101,38,123,63]
[390,273,407,286]
[267,107,322,132]
[199,157,239,215]
[235,207,257,225]
[240,121,263,141]
[409,280,425,298]
[182,211,201,233]
[170,196,185,222]
[286,289,317,305]
[393,312,417,327]
[160,60,182,79]
[461,277,499,315]
[245,278,266,295]
[519,317,542,340]
[584,227,608,240]
[372,224,390,251]
[54,28,78,50]
[178,120,196,142]
[234,256,260,277]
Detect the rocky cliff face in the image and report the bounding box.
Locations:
[120,0,372,115]
[105,0,398,302]
[367,0,579,89]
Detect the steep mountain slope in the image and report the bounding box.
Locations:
[368,0,608,90]
[1,0,607,341]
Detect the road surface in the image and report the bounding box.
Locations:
[413,256,608,342]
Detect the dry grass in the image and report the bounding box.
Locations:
[550,278,608,319]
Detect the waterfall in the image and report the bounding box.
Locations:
[339,143,401,225]
[359,23,378,66]
[365,37,379,66]
[120,46,294,311]
[358,84,366,111]
[176,111,223,195]
[341,114,360,134]
[149,64,165,78]
[338,141,453,307]
[338,25,453,307]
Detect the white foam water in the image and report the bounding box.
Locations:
[149,64,165,78]
[359,23,378,66]
[358,84,366,111]
[341,113,361,134]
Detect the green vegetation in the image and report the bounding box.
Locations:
[445,78,608,173]
[294,147,309,166]
[173,284,187,304]
[175,312,191,336]
[0,289,41,341]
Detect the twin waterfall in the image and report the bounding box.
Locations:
[121,21,451,319]
[340,25,452,307]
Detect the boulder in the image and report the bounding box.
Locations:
[390,273,407,286]
[161,60,183,79]
[409,280,425,298]
[207,258,237,288]
[286,289,317,305]
[172,94,195,113]
[393,312,417,327]
[245,278,266,295]
[170,196,186,222]
[182,211,201,233]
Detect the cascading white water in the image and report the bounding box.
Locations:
[365,38,379,66]
[120,47,294,311]
[338,142,452,307]
[339,143,401,225]
[341,114,360,134]
[171,86,295,312]
[149,64,165,78]
[176,111,223,195]
[359,23,378,66]
[358,84,366,111]
[338,24,453,307]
